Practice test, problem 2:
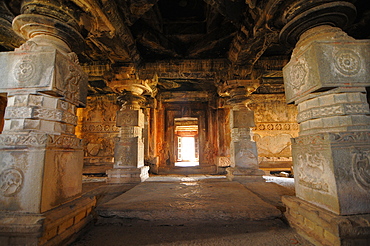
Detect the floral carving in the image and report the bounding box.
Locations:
[13,58,36,82]
[289,60,307,91]
[335,49,361,76]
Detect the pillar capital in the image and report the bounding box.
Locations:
[12,0,84,54]
[279,0,356,47]
[218,79,259,109]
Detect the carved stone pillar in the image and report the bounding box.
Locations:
[106,80,150,183]
[0,1,95,245]
[224,80,264,180]
[280,1,370,245]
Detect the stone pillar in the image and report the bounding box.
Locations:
[106,84,150,183]
[0,1,95,245]
[280,1,370,245]
[225,81,264,181]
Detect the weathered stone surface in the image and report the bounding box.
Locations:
[76,95,119,174]
[284,34,370,104]
[283,196,370,246]
[114,137,144,168]
[0,47,88,107]
[106,166,149,184]
[249,94,298,171]
[0,146,83,213]
[0,196,96,246]
[292,131,370,215]
[116,109,144,127]
[97,179,282,223]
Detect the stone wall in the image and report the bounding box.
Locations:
[249,94,298,171]
[76,94,120,174]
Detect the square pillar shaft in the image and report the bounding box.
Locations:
[0,47,87,214]
[107,108,149,183]
[282,26,370,245]
[229,108,264,178]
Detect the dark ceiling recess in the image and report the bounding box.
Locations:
[159,0,205,21]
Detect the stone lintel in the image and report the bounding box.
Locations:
[292,131,370,215]
[160,91,210,102]
[283,196,370,246]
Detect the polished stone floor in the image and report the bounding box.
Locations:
[72,175,312,246]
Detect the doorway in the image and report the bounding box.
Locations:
[174,117,199,167]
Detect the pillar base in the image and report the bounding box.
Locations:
[283,196,370,246]
[0,196,96,246]
[226,167,265,182]
[106,166,149,184]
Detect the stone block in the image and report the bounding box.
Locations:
[0,134,83,213]
[234,140,258,169]
[283,196,370,246]
[119,126,142,138]
[116,109,144,127]
[114,137,144,168]
[0,49,88,107]
[0,149,45,213]
[217,156,231,167]
[42,149,83,212]
[106,166,149,183]
[292,131,370,215]
[299,115,370,135]
[232,109,255,128]
[284,41,370,103]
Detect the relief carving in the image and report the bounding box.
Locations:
[254,134,292,156]
[334,49,361,76]
[0,168,23,196]
[289,60,308,92]
[47,135,83,149]
[0,133,48,146]
[63,65,81,104]
[296,152,329,192]
[13,57,36,82]
[352,148,370,191]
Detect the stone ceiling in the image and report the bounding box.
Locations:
[1,0,370,96]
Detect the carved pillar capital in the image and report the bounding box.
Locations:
[12,0,84,54]
[117,89,146,110]
[279,0,356,47]
[219,79,259,109]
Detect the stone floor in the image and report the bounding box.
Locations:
[71,175,313,246]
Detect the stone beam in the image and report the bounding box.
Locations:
[72,0,141,64]
[116,0,159,26]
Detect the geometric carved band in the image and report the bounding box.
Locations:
[253,122,299,131]
[0,133,82,149]
[292,131,370,146]
[297,103,370,123]
[5,106,77,125]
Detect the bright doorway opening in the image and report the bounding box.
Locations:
[174,117,199,167]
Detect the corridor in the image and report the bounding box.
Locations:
[72,176,312,246]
